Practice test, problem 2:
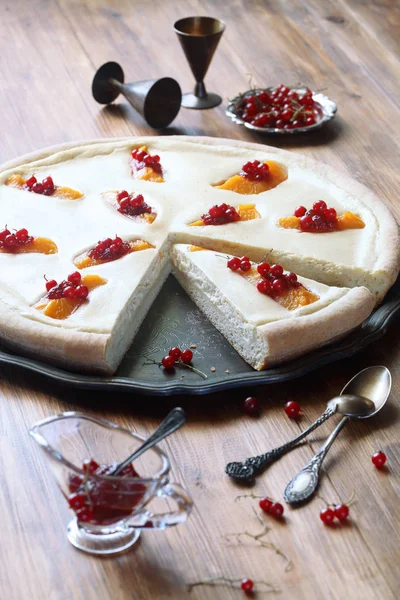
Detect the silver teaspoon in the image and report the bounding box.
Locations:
[225,393,374,483]
[284,365,391,504]
[111,407,186,476]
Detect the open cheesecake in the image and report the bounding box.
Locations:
[0,136,398,374]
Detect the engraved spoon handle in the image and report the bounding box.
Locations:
[225,405,337,481]
[284,415,349,504]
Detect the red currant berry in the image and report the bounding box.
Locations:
[300,215,313,231]
[181,349,193,364]
[75,285,89,300]
[243,396,260,416]
[275,119,285,129]
[286,272,298,285]
[257,279,272,295]
[272,278,285,295]
[32,182,45,194]
[371,451,387,468]
[161,355,175,370]
[241,578,254,593]
[25,175,37,188]
[320,507,335,525]
[270,502,284,518]
[228,257,241,271]
[240,260,251,272]
[252,113,270,127]
[305,115,317,126]
[257,91,271,104]
[64,286,76,299]
[76,507,94,523]
[294,206,307,217]
[334,504,349,521]
[83,459,100,474]
[292,119,302,128]
[169,347,181,360]
[244,102,258,117]
[117,190,129,201]
[284,400,301,418]
[68,271,81,285]
[313,200,327,215]
[257,262,270,277]
[42,176,55,193]
[270,264,283,278]
[324,208,337,222]
[281,108,294,121]
[15,228,29,241]
[68,493,86,510]
[259,497,273,513]
[287,90,299,101]
[119,197,130,210]
[4,234,18,247]
[45,279,57,292]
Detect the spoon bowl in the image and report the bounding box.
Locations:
[328,394,375,417]
[340,365,391,418]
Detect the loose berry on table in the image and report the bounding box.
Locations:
[284,401,301,418]
[334,504,350,521]
[241,578,254,593]
[259,497,273,513]
[371,451,387,468]
[270,502,284,518]
[320,507,335,525]
[243,396,260,416]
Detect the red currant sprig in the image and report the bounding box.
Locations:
[259,496,285,519]
[320,504,350,525]
[148,347,207,379]
[227,255,252,272]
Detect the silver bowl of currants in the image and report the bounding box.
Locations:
[226,84,337,134]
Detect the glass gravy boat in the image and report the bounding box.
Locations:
[29,412,193,555]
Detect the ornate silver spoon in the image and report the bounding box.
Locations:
[226,392,374,483]
[284,365,391,504]
[111,407,186,475]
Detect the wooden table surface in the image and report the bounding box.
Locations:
[0,1,399,599]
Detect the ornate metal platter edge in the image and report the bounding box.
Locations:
[0,275,399,396]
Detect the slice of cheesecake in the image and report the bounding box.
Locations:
[171,244,376,370]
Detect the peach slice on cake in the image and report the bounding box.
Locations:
[278,201,365,232]
[74,236,155,269]
[213,160,287,195]
[35,272,107,320]
[189,203,261,226]
[0,226,57,254]
[103,190,157,223]
[5,174,83,200]
[130,147,164,182]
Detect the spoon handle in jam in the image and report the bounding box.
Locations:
[283,415,349,504]
[111,407,186,476]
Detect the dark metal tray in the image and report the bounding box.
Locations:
[0,275,399,396]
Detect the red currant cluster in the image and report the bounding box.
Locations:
[89,235,130,262]
[131,148,162,174]
[117,191,153,217]
[201,203,241,225]
[45,271,89,301]
[259,496,285,519]
[67,458,143,524]
[227,255,252,272]
[240,160,270,181]
[238,85,319,130]
[284,400,301,419]
[294,201,338,232]
[320,503,350,525]
[256,262,300,298]
[161,347,193,370]
[0,227,33,250]
[24,175,55,195]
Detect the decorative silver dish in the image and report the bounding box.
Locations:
[226,87,337,135]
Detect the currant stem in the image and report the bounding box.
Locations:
[187,577,279,593]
